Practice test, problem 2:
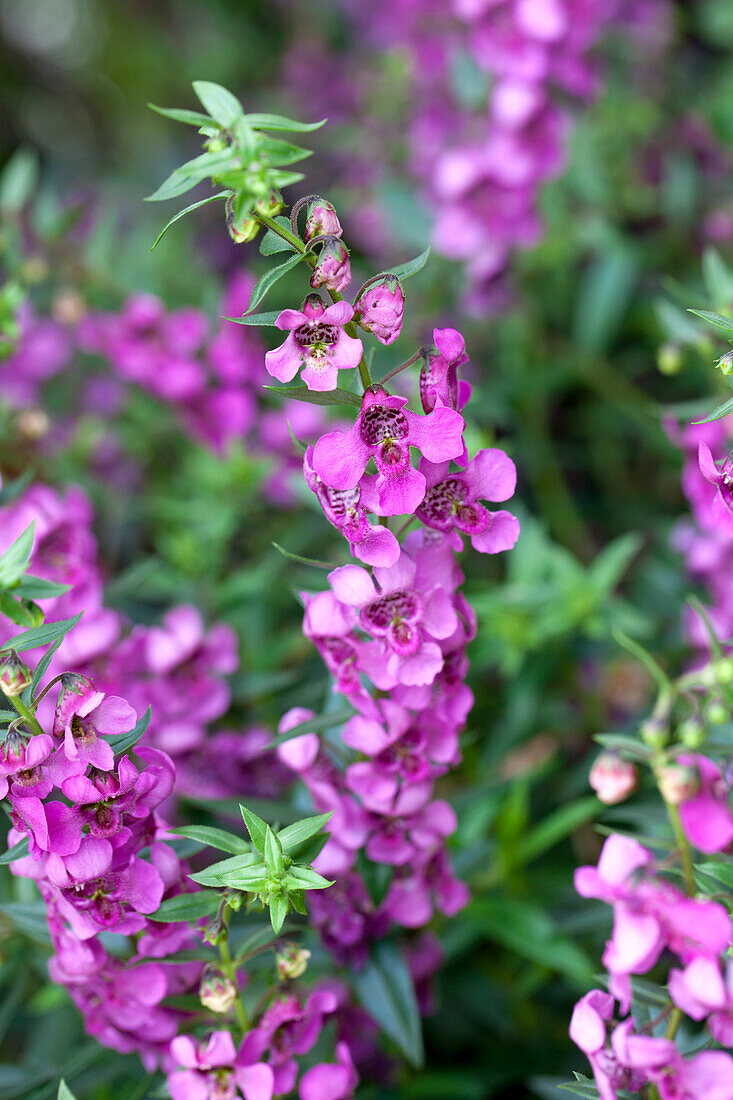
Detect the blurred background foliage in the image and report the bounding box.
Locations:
[0,0,732,1097]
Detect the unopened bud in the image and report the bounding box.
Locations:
[255,191,284,219]
[640,719,668,750]
[657,343,682,376]
[657,763,699,805]
[0,650,32,698]
[679,718,705,749]
[206,137,228,153]
[718,349,733,376]
[199,966,238,1013]
[309,236,351,294]
[276,942,311,981]
[589,752,638,805]
[203,912,227,946]
[714,658,733,684]
[354,275,405,346]
[226,195,259,244]
[706,699,729,725]
[304,197,342,244]
[15,408,50,442]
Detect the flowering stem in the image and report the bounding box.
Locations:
[8,694,45,739]
[666,801,696,898]
[256,213,306,255]
[218,903,249,1037]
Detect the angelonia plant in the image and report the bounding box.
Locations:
[0,82,521,1100]
[569,302,733,1098]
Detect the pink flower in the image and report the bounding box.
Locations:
[669,956,733,1045]
[303,446,400,567]
[53,684,136,772]
[416,449,519,553]
[419,328,470,414]
[588,752,638,805]
[265,297,363,392]
[569,990,627,1100]
[327,551,458,686]
[677,753,733,854]
[354,277,404,345]
[299,1041,358,1100]
[313,386,465,515]
[698,441,733,535]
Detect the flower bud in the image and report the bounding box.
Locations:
[657,763,699,805]
[588,752,638,805]
[640,718,668,750]
[706,699,729,725]
[714,658,733,684]
[309,236,351,293]
[354,276,405,346]
[657,343,682,376]
[718,349,733,376]
[203,912,228,946]
[199,966,238,1013]
[226,195,259,244]
[304,197,342,244]
[679,718,705,749]
[0,650,32,698]
[15,408,50,442]
[276,943,311,981]
[255,190,284,219]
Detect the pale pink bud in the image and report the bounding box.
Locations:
[276,943,311,981]
[199,967,238,1013]
[0,650,32,698]
[304,197,342,243]
[310,236,351,293]
[354,276,404,345]
[589,752,637,805]
[657,763,700,805]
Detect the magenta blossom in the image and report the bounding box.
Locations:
[265,297,363,392]
[698,441,733,535]
[327,551,458,686]
[168,1030,274,1100]
[569,991,634,1100]
[299,1041,358,1100]
[669,956,733,1046]
[677,752,733,854]
[416,449,519,553]
[354,276,404,345]
[53,684,136,772]
[313,386,465,515]
[419,328,470,415]
[303,446,400,567]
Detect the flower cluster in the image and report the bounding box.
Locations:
[571,834,733,1098]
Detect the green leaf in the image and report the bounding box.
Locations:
[269,891,289,934]
[57,1080,76,1100]
[353,941,424,1068]
[0,523,34,587]
[277,812,333,854]
[0,592,42,628]
[0,471,33,507]
[229,310,281,327]
[258,139,312,167]
[151,891,221,923]
[0,838,28,865]
[248,252,305,311]
[574,250,638,354]
[557,1078,600,1099]
[283,866,333,890]
[189,852,262,888]
[12,576,70,600]
[244,113,327,132]
[387,246,431,283]
[508,797,600,868]
[0,902,50,945]
[148,103,213,127]
[0,150,39,215]
[702,248,733,304]
[694,393,733,425]
[260,217,297,256]
[264,825,284,876]
[151,192,229,250]
[106,707,151,756]
[265,708,355,749]
[593,733,652,761]
[264,385,361,408]
[27,635,64,700]
[1,612,82,654]
[191,81,243,128]
[589,533,642,594]
[169,825,249,854]
[240,805,268,853]
[688,308,733,336]
[145,167,203,203]
[695,861,733,890]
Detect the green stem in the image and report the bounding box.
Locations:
[666,802,696,898]
[218,903,249,1037]
[256,213,306,254]
[380,349,424,385]
[8,694,45,738]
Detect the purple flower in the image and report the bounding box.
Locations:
[419,328,470,414]
[265,297,363,392]
[569,990,628,1100]
[313,386,465,515]
[299,1041,358,1100]
[416,449,520,553]
[303,446,400,567]
[353,277,404,345]
[53,684,136,772]
[669,956,733,1046]
[677,753,733,854]
[698,441,733,535]
[327,551,459,686]
[310,237,352,294]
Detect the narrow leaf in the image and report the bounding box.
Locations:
[148,104,213,127]
[28,635,65,699]
[240,805,268,853]
[265,708,355,749]
[277,812,333,853]
[106,707,151,756]
[2,612,82,654]
[263,385,361,408]
[386,247,431,283]
[244,113,326,132]
[12,576,70,599]
[57,1082,77,1100]
[264,826,284,876]
[145,168,202,203]
[192,81,243,128]
[169,826,249,854]
[0,838,29,865]
[152,891,221,923]
[284,866,333,890]
[187,852,261,887]
[269,892,289,934]
[229,310,281,327]
[151,192,229,250]
[688,308,733,334]
[0,523,34,587]
[271,543,333,570]
[248,252,305,312]
[694,394,733,425]
[353,941,424,1068]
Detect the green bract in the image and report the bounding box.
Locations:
[147,81,325,248]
